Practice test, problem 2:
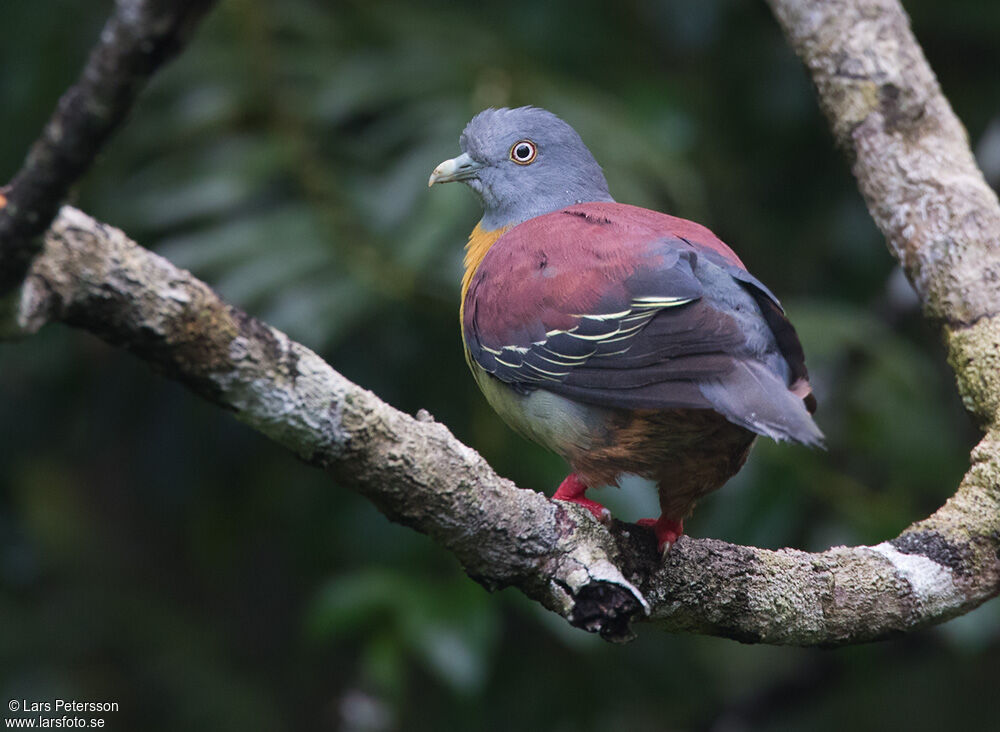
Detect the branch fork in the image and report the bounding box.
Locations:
[2,0,999,644]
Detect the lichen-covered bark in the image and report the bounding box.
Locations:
[8,207,649,641]
[4,206,996,645]
[2,0,998,645]
[767,0,1000,329]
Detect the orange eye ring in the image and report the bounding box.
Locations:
[509,140,537,165]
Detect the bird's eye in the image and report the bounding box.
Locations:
[509,140,537,165]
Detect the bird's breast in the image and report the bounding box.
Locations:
[469,361,609,458]
[460,221,509,328]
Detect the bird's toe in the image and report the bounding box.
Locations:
[636,516,683,555]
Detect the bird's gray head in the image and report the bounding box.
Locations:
[428,107,614,230]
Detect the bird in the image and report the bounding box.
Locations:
[428,106,822,553]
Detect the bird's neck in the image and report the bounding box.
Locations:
[460,221,509,326]
[479,190,615,233]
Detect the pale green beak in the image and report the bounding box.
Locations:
[428,152,485,187]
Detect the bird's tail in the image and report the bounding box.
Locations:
[699,359,825,448]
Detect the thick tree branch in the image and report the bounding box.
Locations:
[767,0,1000,331]
[765,0,1000,453]
[3,206,997,644]
[5,207,651,641]
[1,0,998,644]
[0,0,216,295]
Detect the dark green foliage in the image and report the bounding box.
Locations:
[1,1,998,729]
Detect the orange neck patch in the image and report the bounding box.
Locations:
[460,221,508,317]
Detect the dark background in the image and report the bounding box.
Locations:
[2,1,999,729]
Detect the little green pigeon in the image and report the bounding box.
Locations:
[429,107,822,552]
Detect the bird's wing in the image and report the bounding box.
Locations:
[463,202,822,445]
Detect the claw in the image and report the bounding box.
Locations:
[552,474,611,523]
[567,497,612,523]
[636,516,683,556]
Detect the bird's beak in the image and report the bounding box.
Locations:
[428,152,485,187]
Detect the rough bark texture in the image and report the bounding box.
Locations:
[5,208,650,641]
[3,205,997,644]
[0,0,217,295]
[1,0,999,644]
[768,0,1000,330]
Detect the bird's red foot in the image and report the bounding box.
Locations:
[552,474,611,523]
[636,516,684,555]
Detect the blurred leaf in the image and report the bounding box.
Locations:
[307,568,498,695]
[3,0,998,730]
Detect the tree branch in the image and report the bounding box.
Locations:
[2,0,998,644]
[0,0,217,295]
[6,207,650,641]
[4,205,997,644]
[767,0,1000,331]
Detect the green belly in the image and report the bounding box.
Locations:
[469,361,606,460]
